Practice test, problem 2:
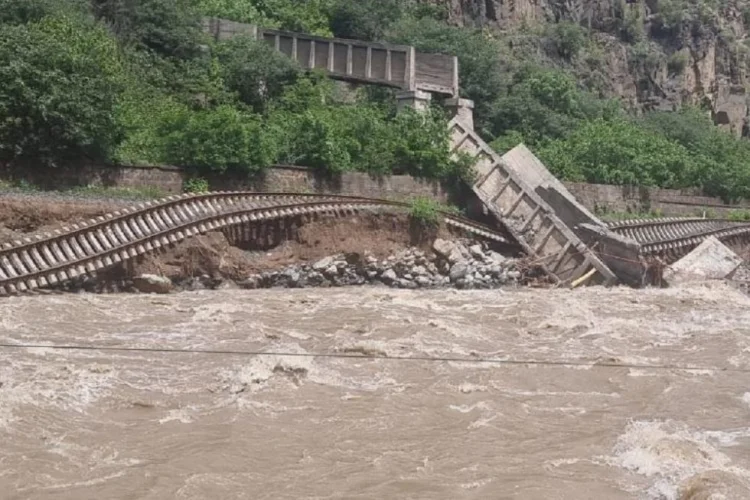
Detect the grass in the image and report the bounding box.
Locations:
[408,197,463,225]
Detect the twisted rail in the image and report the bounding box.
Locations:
[0,192,511,295]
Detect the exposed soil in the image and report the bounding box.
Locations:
[0,198,121,244]
[0,195,487,279]
[123,214,463,282]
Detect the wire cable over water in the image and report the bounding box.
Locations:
[0,342,747,373]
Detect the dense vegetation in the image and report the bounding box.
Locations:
[2,0,750,200]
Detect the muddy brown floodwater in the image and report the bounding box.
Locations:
[1,283,750,499]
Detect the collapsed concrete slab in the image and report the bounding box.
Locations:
[500,144,608,239]
[447,119,617,286]
[662,236,743,284]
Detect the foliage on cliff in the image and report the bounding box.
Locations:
[2,0,750,200]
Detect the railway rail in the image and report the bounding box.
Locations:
[605,217,750,246]
[4,191,750,295]
[0,192,512,296]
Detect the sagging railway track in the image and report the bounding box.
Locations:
[0,192,513,296]
[3,191,750,295]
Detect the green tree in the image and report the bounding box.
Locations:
[328,0,403,40]
[0,15,125,166]
[215,35,300,112]
[0,0,87,25]
[537,118,700,187]
[197,0,333,36]
[91,0,205,59]
[489,67,619,145]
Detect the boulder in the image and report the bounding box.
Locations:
[313,256,335,271]
[487,251,507,266]
[415,276,431,287]
[469,244,484,259]
[381,269,398,284]
[432,239,454,259]
[133,274,173,294]
[450,262,470,282]
[398,278,418,289]
[447,248,464,264]
[238,276,260,289]
[411,265,427,276]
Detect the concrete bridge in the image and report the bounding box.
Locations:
[202,17,467,115]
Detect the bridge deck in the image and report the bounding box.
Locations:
[203,18,458,96]
[448,118,617,286]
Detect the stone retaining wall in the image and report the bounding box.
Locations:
[3,163,750,216]
[0,163,450,203]
[565,182,750,217]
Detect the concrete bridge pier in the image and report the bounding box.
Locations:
[396,90,432,113]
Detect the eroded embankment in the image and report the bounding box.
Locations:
[0,196,536,294]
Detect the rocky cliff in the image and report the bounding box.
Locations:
[426,0,750,137]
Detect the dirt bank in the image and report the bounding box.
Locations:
[0,197,123,244]
[92,213,516,288]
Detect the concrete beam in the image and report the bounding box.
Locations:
[444,98,474,130]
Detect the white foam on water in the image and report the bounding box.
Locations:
[0,358,117,429]
[458,383,487,394]
[605,420,750,499]
[448,402,491,414]
[159,407,194,424]
[742,393,750,408]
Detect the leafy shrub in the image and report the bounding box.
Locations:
[0,15,125,166]
[197,0,333,36]
[0,0,87,25]
[158,105,276,174]
[183,176,210,193]
[547,21,586,60]
[91,0,205,59]
[328,0,403,40]
[667,51,688,74]
[409,197,440,227]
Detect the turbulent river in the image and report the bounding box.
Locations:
[1,284,750,499]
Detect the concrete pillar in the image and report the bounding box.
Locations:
[396,90,432,113]
[444,98,475,130]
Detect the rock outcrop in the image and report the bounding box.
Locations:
[424,0,750,136]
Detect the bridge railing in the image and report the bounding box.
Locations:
[202,17,458,97]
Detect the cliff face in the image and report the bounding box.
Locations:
[427,0,750,137]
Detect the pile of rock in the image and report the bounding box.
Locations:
[237,238,521,290]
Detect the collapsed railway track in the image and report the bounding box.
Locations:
[4,191,750,295]
[0,192,513,296]
[605,217,750,258]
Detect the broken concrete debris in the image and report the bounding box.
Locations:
[662,237,743,285]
